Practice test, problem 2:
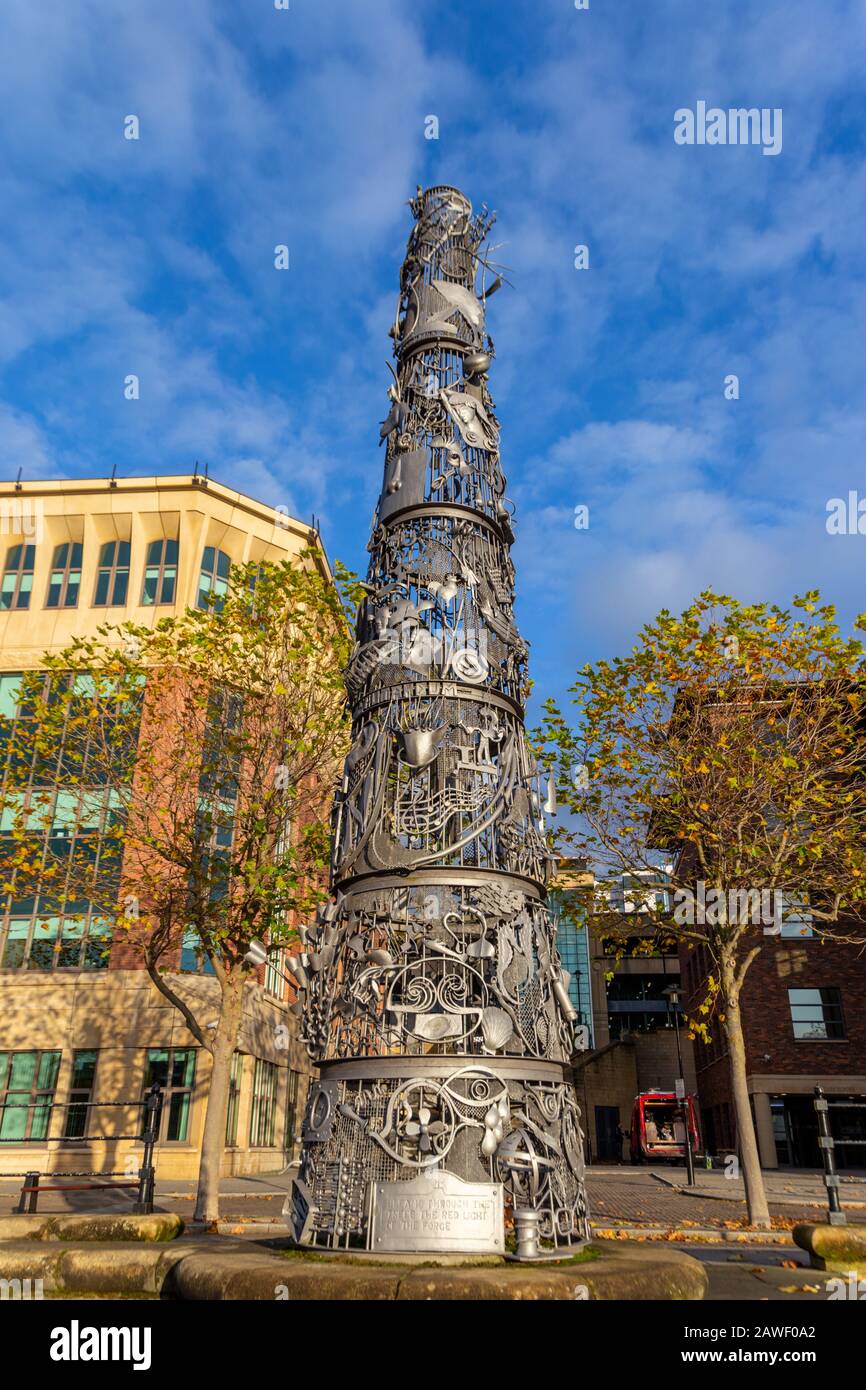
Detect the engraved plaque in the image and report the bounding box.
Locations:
[370,1170,504,1254]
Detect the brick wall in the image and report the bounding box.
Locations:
[573,1039,638,1159]
[634,1027,697,1094]
[683,932,866,1117]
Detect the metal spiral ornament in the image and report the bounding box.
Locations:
[286,185,589,1254]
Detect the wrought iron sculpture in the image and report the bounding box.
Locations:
[286,185,589,1254]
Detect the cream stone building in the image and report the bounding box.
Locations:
[0,475,325,1181]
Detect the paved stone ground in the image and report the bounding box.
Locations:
[587,1164,866,1230]
[684,1247,846,1301]
[0,1171,295,1219]
[2,1179,862,1301]
[2,1162,865,1232]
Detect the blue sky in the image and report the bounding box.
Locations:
[1,0,865,720]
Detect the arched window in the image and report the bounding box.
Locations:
[45,542,82,609]
[197,547,231,612]
[0,544,35,610]
[141,539,178,606]
[94,540,130,607]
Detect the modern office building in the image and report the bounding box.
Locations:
[549,878,594,1048]
[0,475,325,1180]
[554,861,696,1162]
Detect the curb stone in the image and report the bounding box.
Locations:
[0,1237,707,1301]
[0,1213,183,1243]
[591,1224,794,1244]
[793,1222,866,1274]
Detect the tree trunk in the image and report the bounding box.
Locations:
[194,972,245,1225]
[721,970,771,1229]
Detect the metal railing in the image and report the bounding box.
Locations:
[2,1082,162,1215]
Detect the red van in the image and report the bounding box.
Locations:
[630,1090,700,1164]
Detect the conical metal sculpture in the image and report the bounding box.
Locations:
[286,185,589,1255]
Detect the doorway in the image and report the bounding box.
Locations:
[595,1105,621,1162]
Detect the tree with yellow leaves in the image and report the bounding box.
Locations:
[537,590,866,1227]
[1,553,357,1224]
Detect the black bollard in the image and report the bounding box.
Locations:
[135,1082,162,1215]
[814,1086,846,1226]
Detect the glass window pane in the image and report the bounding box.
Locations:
[37,1051,60,1090]
[2,919,28,969]
[9,1051,37,1090]
[165,539,178,565]
[0,674,22,717]
[57,918,85,968]
[793,1021,824,1039]
[167,1090,191,1142]
[83,935,111,970]
[30,1094,53,1141]
[28,919,59,970]
[83,917,111,968]
[161,572,176,604]
[217,550,231,579]
[180,928,199,973]
[111,571,129,605]
[52,789,79,832]
[94,570,110,605]
[64,1103,88,1139]
[71,1050,97,1089]
[145,1050,169,1089]
[172,1050,196,1088]
[117,541,131,566]
[0,1098,29,1142]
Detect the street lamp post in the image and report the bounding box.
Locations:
[664,984,696,1187]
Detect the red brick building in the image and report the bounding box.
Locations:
[682,929,866,1170]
